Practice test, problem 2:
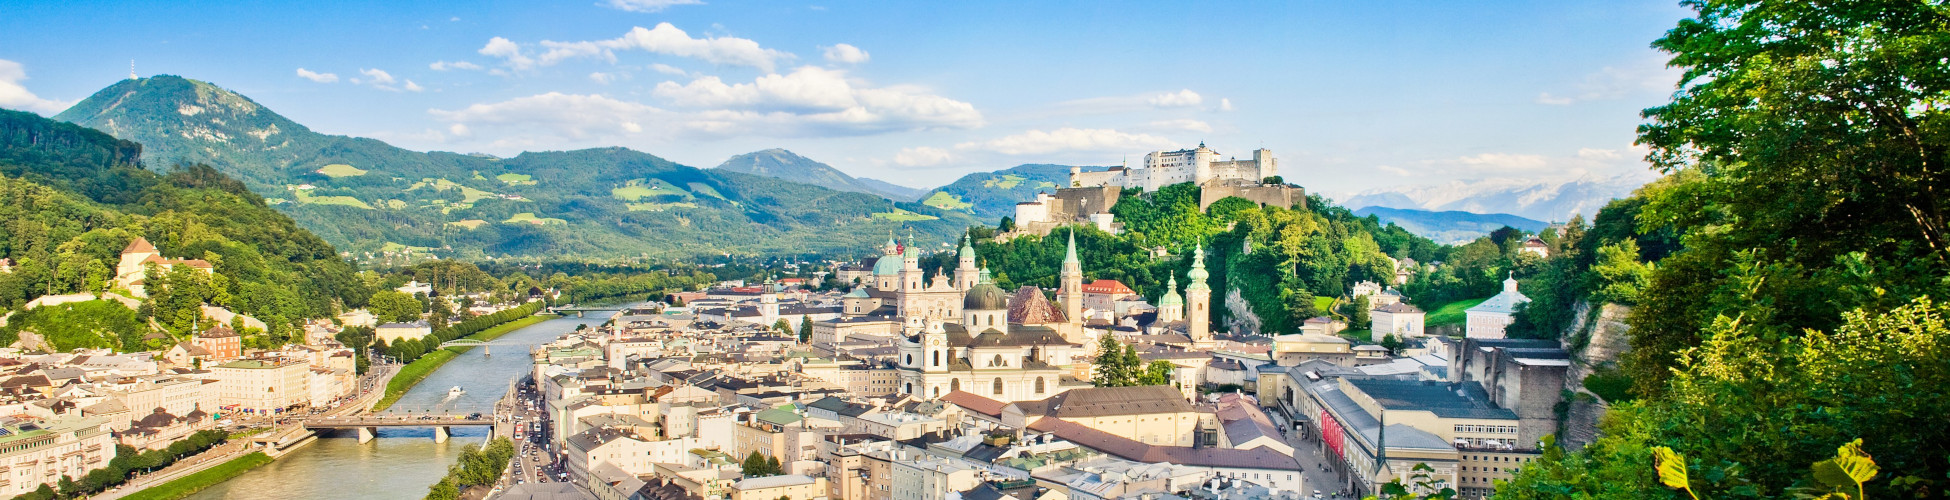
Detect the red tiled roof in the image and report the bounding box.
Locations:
[939,390,1006,417]
[1007,286,1066,325]
[123,237,157,254]
[1081,279,1134,295]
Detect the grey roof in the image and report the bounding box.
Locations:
[1011,385,1190,418]
[1343,379,1517,420]
[1374,303,1423,314]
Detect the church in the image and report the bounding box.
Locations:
[877,231,1216,403]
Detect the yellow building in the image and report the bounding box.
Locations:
[1001,385,1201,446]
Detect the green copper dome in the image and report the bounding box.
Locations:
[963,268,1007,310]
[1158,276,1184,306]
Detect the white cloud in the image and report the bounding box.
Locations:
[1576,148,1620,160]
[1219,98,1234,111]
[449,16,460,21]
[1148,119,1211,133]
[649,63,688,76]
[431,92,665,141]
[434,78,978,144]
[1376,165,1411,176]
[651,66,982,131]
[590,72,616,84]
[295,68,339,83]
[1056,89,1210,114]
[429,60,483,71]
[1147,89,1202,108]
[823,43,869,64]
[404,80,424,92]
[957,128,1173,155]
[0,59,69,115]
[603,0,704,12]
[1538,58,1678,105]
[514,23,790,72]
[895,146,953,167]
[1455,153,1551,173]
[479,37,535,70]
[359,68,397,85]
[448,123,470,137]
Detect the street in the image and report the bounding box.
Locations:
[496,377,567,489]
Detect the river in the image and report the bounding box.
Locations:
[185,310,615,500]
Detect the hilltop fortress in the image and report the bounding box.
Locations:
[1011,143,1305,236]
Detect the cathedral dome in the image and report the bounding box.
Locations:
[963,268,1007,310]
[872,255,903,276]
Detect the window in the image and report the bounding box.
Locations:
[992,354,1004,367]
[932,351,940,367]
[993,378,1004,395]
[951,379,960,392]
[1035,377,1045,394]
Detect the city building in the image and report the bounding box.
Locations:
[113,237,214,297]
[1465,276,1531,339]
[210,359,310,414]
[1370,303,1426,342]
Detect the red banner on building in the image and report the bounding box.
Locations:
[1320,409,1345,456]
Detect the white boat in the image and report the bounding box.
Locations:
[449,386,466,397]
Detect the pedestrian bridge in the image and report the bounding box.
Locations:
[301,414,493,443]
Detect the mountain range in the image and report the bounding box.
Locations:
[713,148,925,201]
[917,164,1106,221]
[1337,173,1656,223]
[52,76,977,260]
[1351,206,1549,244]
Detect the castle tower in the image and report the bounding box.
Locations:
[1185,244,1213,345]
[1157,276,1184,323]
[1193,141,1215,185]
[953,235,979,291]
[1057,229,1084,329]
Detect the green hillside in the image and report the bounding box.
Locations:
[921,164,1105,220]
[0,108,366,350]
[53,76,976,259]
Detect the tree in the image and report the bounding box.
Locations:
[742,450,776,477]
[1349,295,1371,327]
[997,216,1016,233]
[772,318,791,334]
[1138,360,1176,386]
[797,314,812,343]
[424,476,460,500]
[369,290,422,324]
[1380,333,1403,354]
[1586,240,1652,305]
[1092,335,1134,387]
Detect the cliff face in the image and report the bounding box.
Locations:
[1558,301,1633,451]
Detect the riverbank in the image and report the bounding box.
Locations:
[372,312,555,411]
[119,452,273,500]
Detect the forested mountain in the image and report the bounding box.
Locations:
[713,148,924,200]
[918,163,1105,220]
[52,76,976,259]
[1350,206,1547,243]
[0,108,366,350]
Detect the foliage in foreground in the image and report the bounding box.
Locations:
[116,451,271,500]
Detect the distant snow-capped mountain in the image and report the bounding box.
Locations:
[1336,172,1657,222]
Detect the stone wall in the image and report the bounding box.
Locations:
[1199,180,1305,210]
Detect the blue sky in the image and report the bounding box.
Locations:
[0,0,1690,194]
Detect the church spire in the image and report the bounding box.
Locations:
[1063,228,1079,264]
[1185,244,1210,291]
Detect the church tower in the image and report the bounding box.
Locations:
[921,318,949,374]
[1057,229,1084,329]
[953,235,979,292]
[1186,244,1213,345]
[900,235,923,292]
[759,277,781,324]
[1157,276,1184,324]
